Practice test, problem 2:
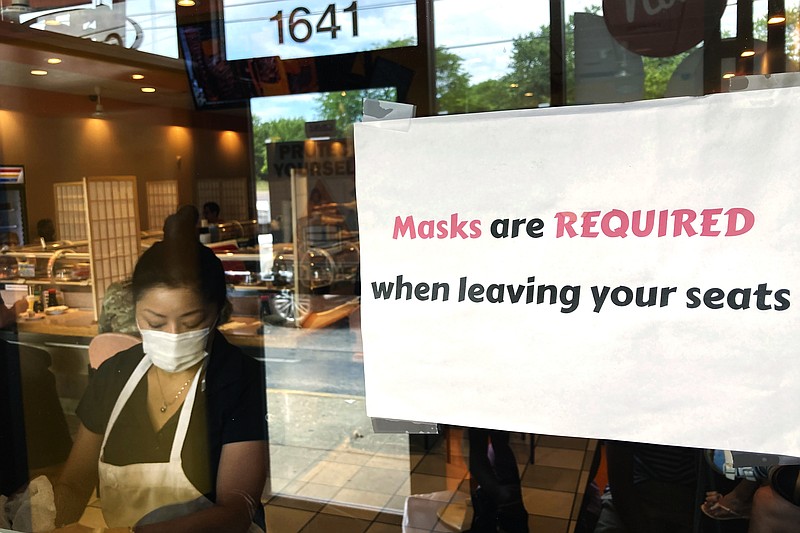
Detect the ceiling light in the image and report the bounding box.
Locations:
[47,58,62,64]
[177,0,195,6]
[340,91,347,96]
[523,92,534,97]
[509,83,519,88]
[131,74,144,80]
[740,49,755,58]
[44,19,61,26]
[30,69,48,76]
[141,87,156,93]
[768,15,786,25]
[90,86,107,118]
[722,72,736,79]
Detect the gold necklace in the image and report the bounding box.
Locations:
[154,370,193,413]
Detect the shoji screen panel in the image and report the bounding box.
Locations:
[53,182,88,242]
[146,180,178,231]
[196,178,250,221]
[85,176,141,321]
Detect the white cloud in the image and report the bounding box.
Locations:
[252,92,321,121]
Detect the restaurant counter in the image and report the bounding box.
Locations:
[12,300,360,347]
[13,308,265,347]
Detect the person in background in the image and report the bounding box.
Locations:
[52,211,267,533]
[1,293,72,499]
[747,466,800,532]
[0,231,20,247]
[597,441,700,533]
[202,202,222,224]
[465,428,529,533]
[0,294,27,328]
[37,219,57,243]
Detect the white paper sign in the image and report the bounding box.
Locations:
[354,87,800,456]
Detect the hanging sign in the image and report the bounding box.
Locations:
[266,140,354,180]
[602,0,726,57]
[354,87,800,457]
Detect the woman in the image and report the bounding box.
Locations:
[53,213,267,532]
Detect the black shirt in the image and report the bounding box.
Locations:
[77,333,267,501]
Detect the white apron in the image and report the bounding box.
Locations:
[98,356,263,532]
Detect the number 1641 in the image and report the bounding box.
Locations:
[269,1,359,45]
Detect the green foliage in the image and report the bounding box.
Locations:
[252,115,305,179]
[255,2,720,144]
[313,37,409,133]
[315,87,397,137]
[754,7,800,65]
[642,52,690,99]
[507,30,551,103]
[435,46,471,114]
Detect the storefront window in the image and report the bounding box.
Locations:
[2,0,800,531]
[434,1,551,114]
[249,88,416,513]
[4,0,179,57]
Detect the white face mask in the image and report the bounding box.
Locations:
[139,327,211,373]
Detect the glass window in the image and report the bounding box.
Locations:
[9,0,179,57]
[2,1,800,531]
[434,0,551,113]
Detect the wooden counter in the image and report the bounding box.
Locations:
[16,309,98,338]
[15,308,266,347]
[13,300,361,348]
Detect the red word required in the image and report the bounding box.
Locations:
[553,208,755,238]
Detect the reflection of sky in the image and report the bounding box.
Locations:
[252,92,321,121]
[249,0,582,121]
[223,0,418,60]
[59,0,781,119]
[125,0,179,57]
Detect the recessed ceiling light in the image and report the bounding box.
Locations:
[30,69,48,76]
[523,92,534,97]
[177,0,195,6]
[47,58,62,64]
[722,72,736,79]
[131,74,145,80]
[44,19,61,26]
[740,50,755,58]
[509,83,519,88]
[141,87,156,93]
[768,15,786,25]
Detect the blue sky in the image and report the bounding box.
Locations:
[56,0,763,122]
[246,0,756,123]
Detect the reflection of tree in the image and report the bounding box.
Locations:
[252,116,305,180]
[436,46,471,113]
[755,7,800,67]
[315,87,397,137]
[642,53,691,98]
[254,4,730,149]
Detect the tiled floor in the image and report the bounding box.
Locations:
[73,396,596,533]
[263,426,597,533]
[65,325,598,533]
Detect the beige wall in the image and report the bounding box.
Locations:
[0,85,251,242]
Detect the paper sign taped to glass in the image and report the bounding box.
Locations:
[354,86,800,457]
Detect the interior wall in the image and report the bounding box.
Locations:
[0,86,250,242]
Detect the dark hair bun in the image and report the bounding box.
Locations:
[133,207,226,311]
[163,206,200,244]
